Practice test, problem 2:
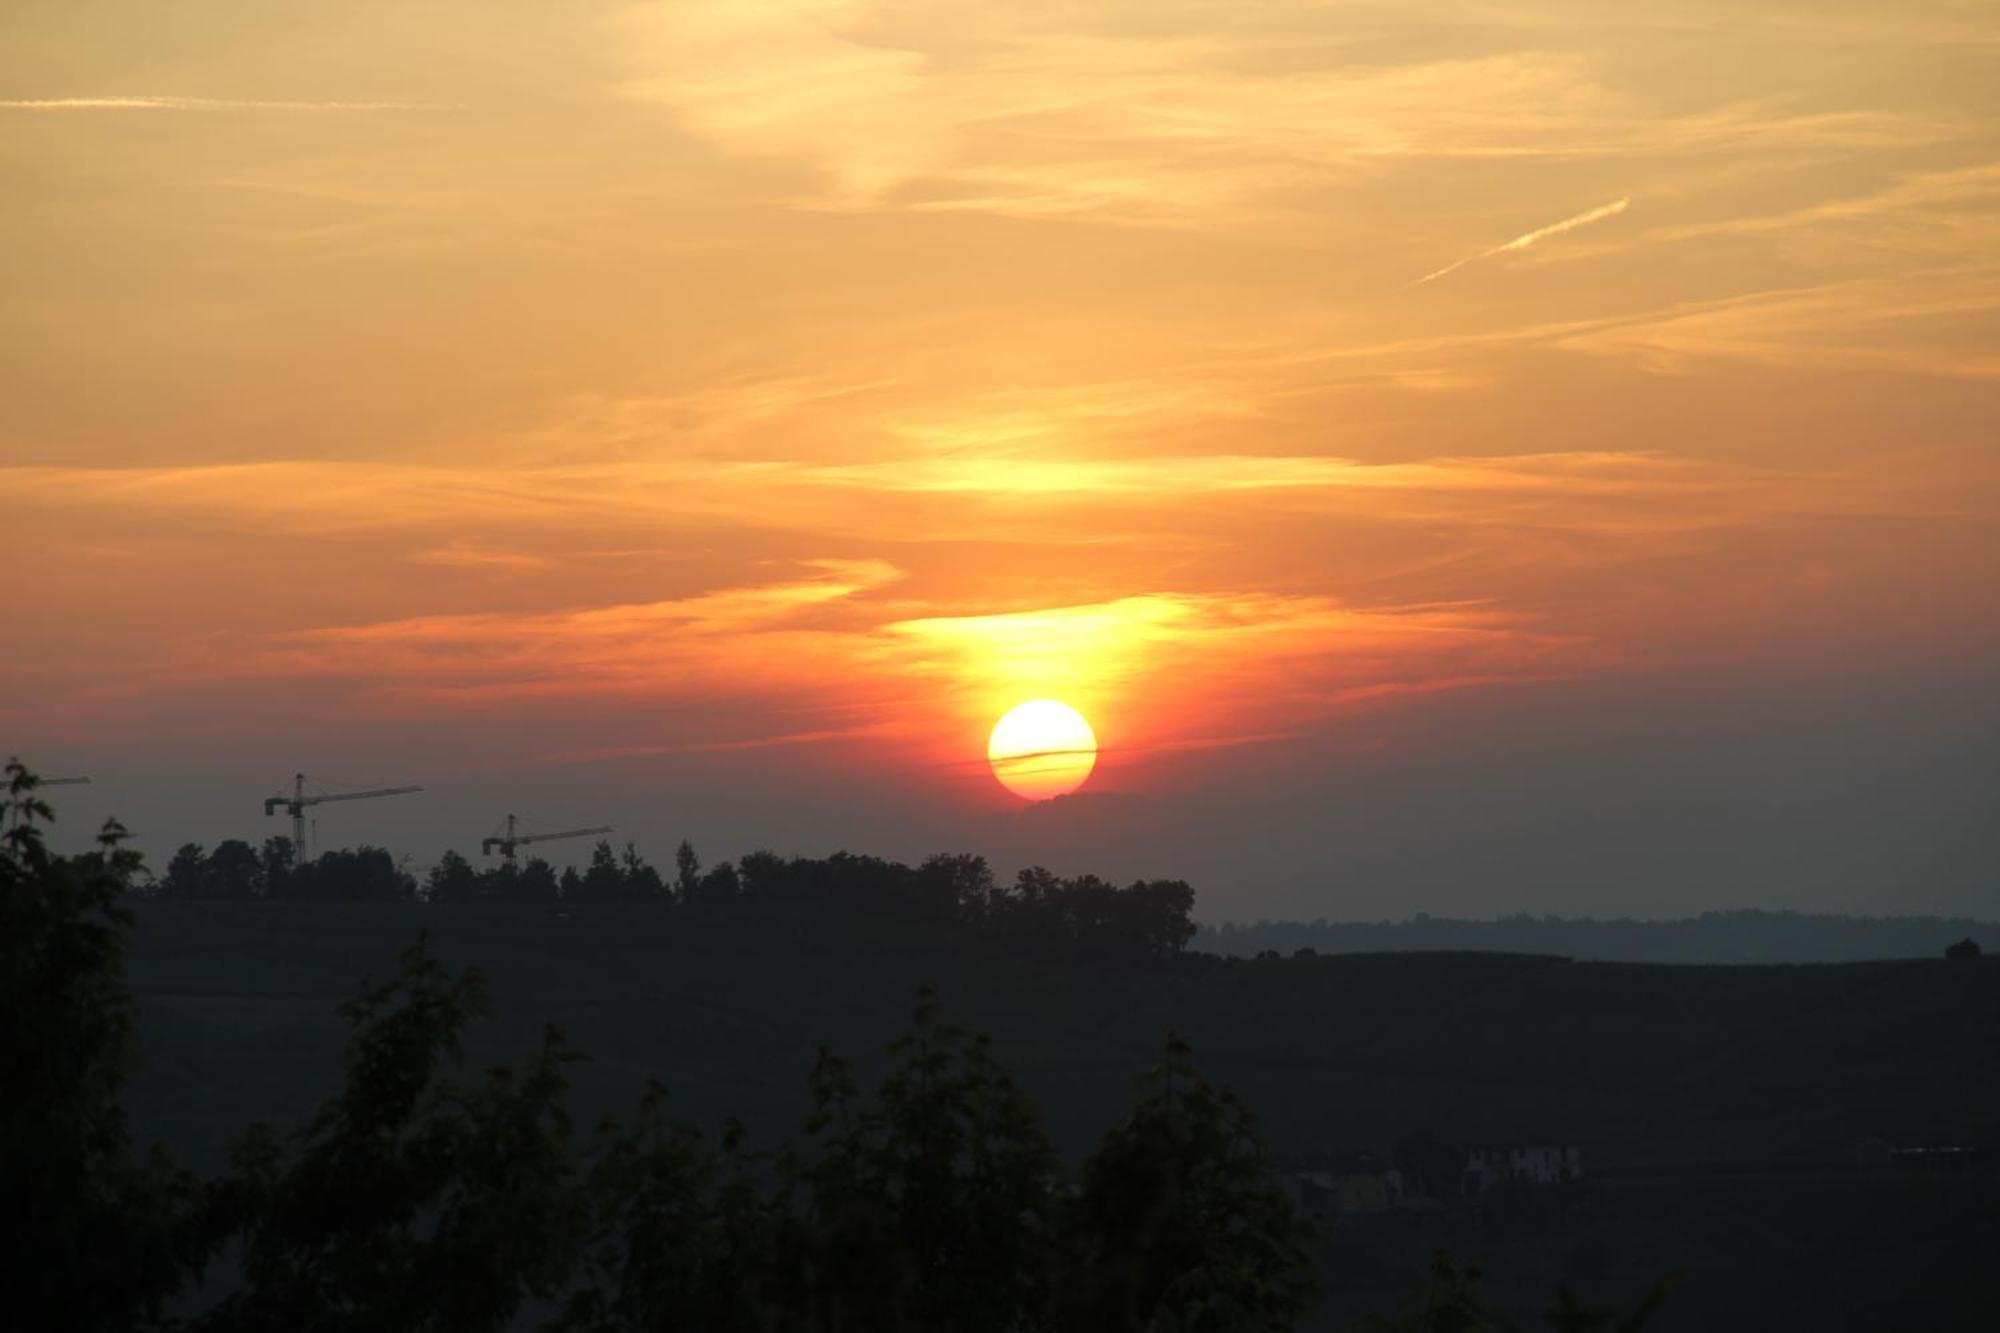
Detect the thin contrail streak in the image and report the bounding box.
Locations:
[1415,197,1631,285]
[0,96,430,111]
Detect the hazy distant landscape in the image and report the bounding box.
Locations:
[1196,910,1999,964]
[121,896,2000,1329]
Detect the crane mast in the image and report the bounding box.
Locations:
[263,772,422,859]
[481,812,614,868]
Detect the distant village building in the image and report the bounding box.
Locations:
[1891,1146,1981,1171]
[1289,1142,1584,1215]
[1851,1138,1895,1168]
[1848,1128,1976,1160]
[1285,1151,1403,1219]
[1853,1139,1981,1172]
[1460,1145,1583,1195]
[1945,937,1982,960]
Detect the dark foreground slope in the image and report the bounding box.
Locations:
[126,900,2000,1330]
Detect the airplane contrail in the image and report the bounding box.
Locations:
[1415,197,1631,285]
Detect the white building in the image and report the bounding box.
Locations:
[1290,1155,1404,1217]
[1460,1144,1582,1194]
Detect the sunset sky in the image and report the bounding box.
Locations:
[5,0,1996,919]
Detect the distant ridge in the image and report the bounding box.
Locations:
[1195,908,2000,964]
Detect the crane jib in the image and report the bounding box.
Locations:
[482,817,615,866]
[262,776,423,859]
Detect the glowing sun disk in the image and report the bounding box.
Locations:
[987,699,1097,801]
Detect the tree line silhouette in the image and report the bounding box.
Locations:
[150,837,1200,968]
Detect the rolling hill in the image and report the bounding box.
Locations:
[124,899,2000,1173]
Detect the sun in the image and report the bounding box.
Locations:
[987,699,1098,801]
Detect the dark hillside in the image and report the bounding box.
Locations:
[125,900,2000,1176]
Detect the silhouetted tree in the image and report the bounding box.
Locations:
[555,1089,774,1333]
[577,841,627,902]
[675,840,702,903]
[1544,1280,1671,1333]
[161,842,208,899]
[1062,874,1123,962]
[1123,879,1198,961]
[284,846,416,902]
[967,866,1197,966]
[207,838,263,899]
[1365,1252,1669,1333]
[1,760,197,1331]
[621,843,668,902]
[811,851,907,914]
[736,850,787,902]
[259,836,297,898]
[913,853,994,927]
[695,861,741,905]
[1364,1252,1491,1333]
[769,988,1062,1332]
[993,866,1069,956]
[674,850,1195,967]
[517,855,561,904]
[191,940,582,1333]
[425,849,481,905]
[1057,1033,1315,1331]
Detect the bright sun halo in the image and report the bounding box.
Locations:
[987,699,1098,801]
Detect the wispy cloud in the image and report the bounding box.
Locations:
[0,96,434,111]
[1554,267,2000,379]
[0,449,1772,541]
[408,540,552,571]
[1415,197,1632,285]
[615,0,1961,226]
[1638,165,2000,249]
[538,725,902,767]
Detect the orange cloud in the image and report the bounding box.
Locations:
[204,568,1579,777]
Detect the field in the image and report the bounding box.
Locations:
[124,900,2000,1329]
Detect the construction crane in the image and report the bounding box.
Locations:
[43,776,92,786]
[481,813,613,869]
[263,773,422,859]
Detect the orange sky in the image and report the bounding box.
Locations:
[4,0,1997,917]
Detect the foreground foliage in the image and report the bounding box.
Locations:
[182,948,1311,1332]
[2,760,196,1332]
[190,946,582,1333]
[1365,1252,1669,1333]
